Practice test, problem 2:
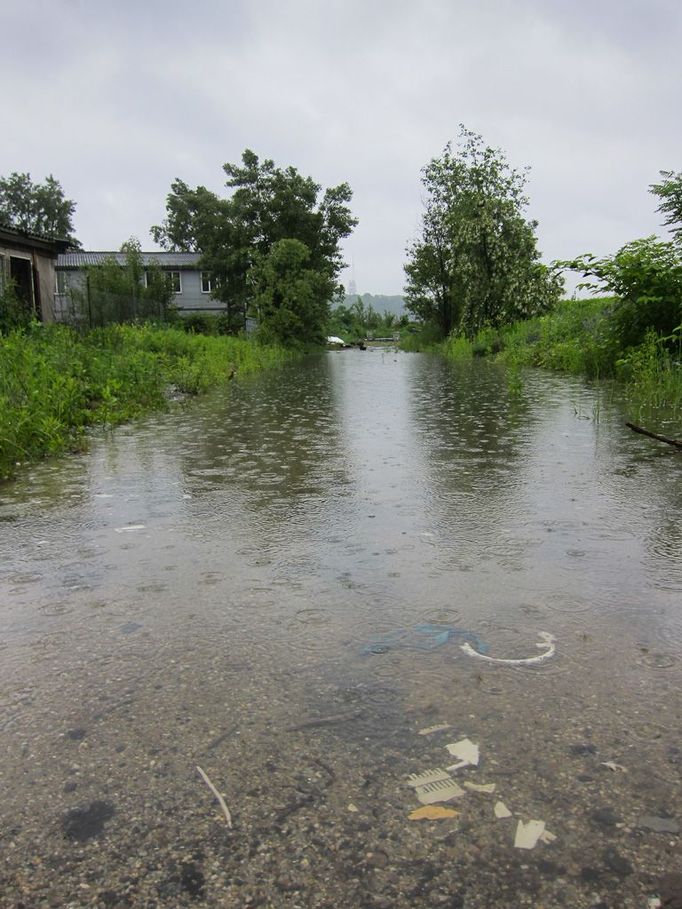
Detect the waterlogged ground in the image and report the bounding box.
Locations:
[0,350,680,909]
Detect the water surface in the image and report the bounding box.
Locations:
[1,350,680,908]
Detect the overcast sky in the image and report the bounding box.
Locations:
[3,0,680,294]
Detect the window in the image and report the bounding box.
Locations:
[201,271,212,294]
[168,271,182,294]
[55,271,68,294]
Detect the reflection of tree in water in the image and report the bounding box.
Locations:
[409,356,532,492]
[406,356,538,571]
[178,355,347,521]
[601,436,682,597]
[649,510,682,579]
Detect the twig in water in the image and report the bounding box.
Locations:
[196,764,233,828]
[286,709,363,732]
[625,422,682,450]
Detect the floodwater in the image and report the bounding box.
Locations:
[0,349,680,909]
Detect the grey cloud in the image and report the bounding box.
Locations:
[2,0,679,294]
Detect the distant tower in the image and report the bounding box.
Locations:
[347,259,357,297]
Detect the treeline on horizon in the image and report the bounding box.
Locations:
[2,132,680,360]
[1,129,680,480]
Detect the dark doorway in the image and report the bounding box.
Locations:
[10,256,35,316]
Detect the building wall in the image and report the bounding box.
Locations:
[54,266,227,319]
[172,269,223,314]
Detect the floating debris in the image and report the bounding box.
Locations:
[494,801,512,819]
[445,738,479,770]
[637,815,680,834]
[514,819,546,849]
[347,803,359,813]
[196,765,233,828]
[464,781,496,794]
[601,761,627,772]
[286,709,362,731]
[114,524,146,533]
[363,624,488,655]
[119,622,143,635]
[407,768,451,788]
[415,777,465,805]
[418,723,451,736]
[409,805,460,821]
[461,631,556,666]
[540,829,557,844]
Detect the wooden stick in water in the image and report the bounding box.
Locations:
[196,765,233,828]
[625,422,682,450]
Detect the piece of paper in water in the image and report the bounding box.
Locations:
[409,805,459,820]
[514,819,546,849]
[445,738,479,770]
[494,801,512,819]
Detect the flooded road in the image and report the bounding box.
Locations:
[1,349,680,908]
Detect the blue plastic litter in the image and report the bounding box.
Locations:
[363,623,489,655]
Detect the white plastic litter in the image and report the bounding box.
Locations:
[540,829,557,844]
[464,781,496,794]
[494,801,512,819]
[406,768,451,788]
[418,723,452,736]
[601,761,627,772]
[461,632,556,666]
[115,524,146,533]
[445,738,479,770]
[415,777,465,805]
[514,819,546,849]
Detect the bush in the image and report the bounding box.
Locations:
[560,238,682,349]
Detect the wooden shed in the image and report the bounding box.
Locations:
[0,225,70,322]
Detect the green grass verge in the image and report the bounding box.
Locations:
[0,323,294,480]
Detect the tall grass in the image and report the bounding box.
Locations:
[617,330,682,414]
[438,297,682,415]
[0,324,293,479]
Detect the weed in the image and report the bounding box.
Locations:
[0,324,293,480]
[437,297,681,414]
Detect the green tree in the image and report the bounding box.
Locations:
[651,170,682,244]
[0,172,79,245]
[150,179,222,252]
[560,173,682,350]
[327,293,404,341]
[152,150,357,338]
[250,239,334,345]
[559,237,682,349]
[404,126,562,338]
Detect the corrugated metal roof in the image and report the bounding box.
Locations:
[57,251,202,268]
[1,223,72,253]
